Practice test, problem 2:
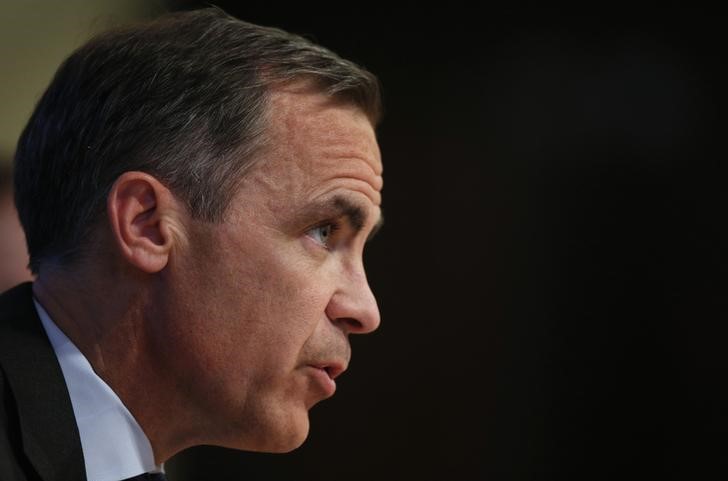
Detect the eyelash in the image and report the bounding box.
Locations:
[306,221,342,250]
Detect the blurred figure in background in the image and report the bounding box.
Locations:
[0,160,32,291]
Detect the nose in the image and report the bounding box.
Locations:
[325,268,381,335]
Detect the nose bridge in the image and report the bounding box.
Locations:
[326,260,381,334]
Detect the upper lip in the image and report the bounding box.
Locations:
[309,361,347,380]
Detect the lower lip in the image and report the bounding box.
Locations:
[307,366,337,397]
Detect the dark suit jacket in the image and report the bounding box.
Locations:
[0,282,86,481]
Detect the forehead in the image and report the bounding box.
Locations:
[234,85,383,215]
[269,85,382,171]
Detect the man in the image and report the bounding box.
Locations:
[0,8,383,481]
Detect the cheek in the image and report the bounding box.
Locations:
[245,240,334,318]
[259,267,331,348]
[187,225,338,368]
[228,252,333,361]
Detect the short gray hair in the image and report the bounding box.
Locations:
[14,7,382,273]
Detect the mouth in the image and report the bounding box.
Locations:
[312,362,346,380]
[306,361,347,398]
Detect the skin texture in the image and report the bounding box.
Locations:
[32,84,383,462]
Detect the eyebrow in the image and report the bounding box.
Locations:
[368,211,384,241]
[304,195,383,240]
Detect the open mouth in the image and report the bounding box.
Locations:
[307,365,337,397]
[313,363,345,381]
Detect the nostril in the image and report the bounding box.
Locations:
[325,288,380,334]
[334,317,364,334]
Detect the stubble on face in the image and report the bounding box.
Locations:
[154,82,383,454]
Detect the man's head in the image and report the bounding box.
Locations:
[14,7,381,274]
[15,8,383,458]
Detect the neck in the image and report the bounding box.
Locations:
[32,267,198,463]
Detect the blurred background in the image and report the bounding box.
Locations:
[2,2,726,479]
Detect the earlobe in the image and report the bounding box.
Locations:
[107,172,181,273]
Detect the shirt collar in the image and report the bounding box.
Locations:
[34,299,164,481]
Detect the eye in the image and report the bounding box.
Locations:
[307,223,339,249]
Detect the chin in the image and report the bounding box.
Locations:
[272,418,310,453]
[271,432,309,453]
[242,411,311,454]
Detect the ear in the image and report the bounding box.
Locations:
[107,172,184,273]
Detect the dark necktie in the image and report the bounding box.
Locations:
[120,473,168,481]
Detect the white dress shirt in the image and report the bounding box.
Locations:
[34,299,164,481]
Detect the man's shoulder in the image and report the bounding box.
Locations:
[0,282,43,481]
[0,282,39,361]
[0,357,35,481]
[0,282,35,325]
[0,281,87,481]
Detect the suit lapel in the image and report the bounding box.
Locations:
[0,283,86,481]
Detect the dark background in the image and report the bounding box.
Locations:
[162,5,728,480]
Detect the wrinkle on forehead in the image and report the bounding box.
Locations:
[269,86,382,172]
[237,85,383,218]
